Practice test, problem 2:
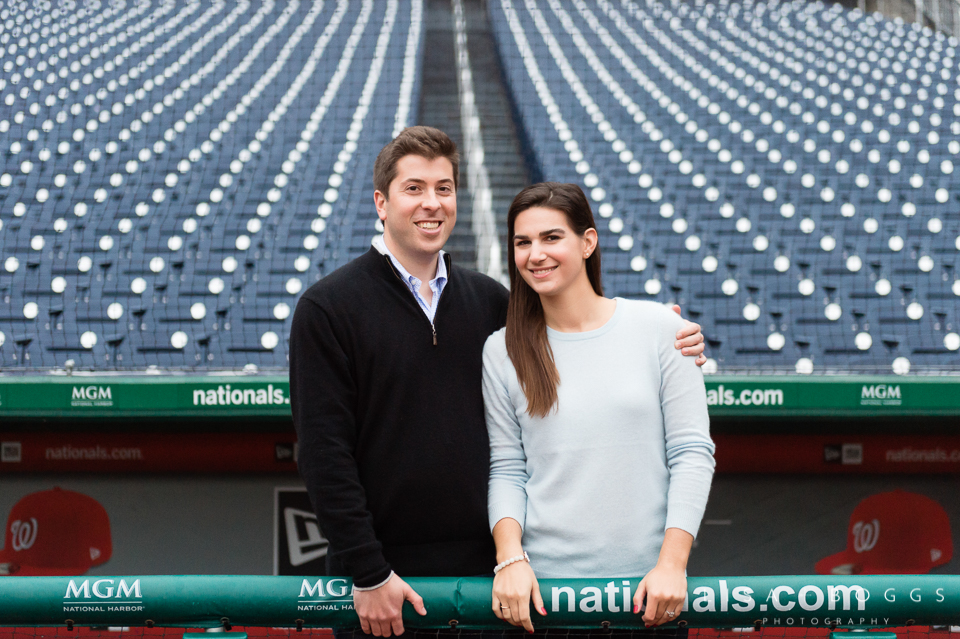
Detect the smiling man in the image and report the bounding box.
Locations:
[289,127,706,638]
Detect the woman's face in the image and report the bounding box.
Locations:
[512,206,596,298]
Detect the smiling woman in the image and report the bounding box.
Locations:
[505,184,604,417]
[483,182,715,634]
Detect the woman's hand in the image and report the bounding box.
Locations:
[633,528,694,626]
[492,560,546,633]
[633,563,687,626]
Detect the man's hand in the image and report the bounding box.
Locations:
[671,304,706,367]
[353,574,427,637]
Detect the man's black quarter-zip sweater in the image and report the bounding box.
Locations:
[290,247,509,587]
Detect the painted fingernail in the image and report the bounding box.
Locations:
[633,604,640,614]
[645,624,652,628]
[540,607,547,615]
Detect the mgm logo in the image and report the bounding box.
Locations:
[297,578,353,612]
[63,579,143,613]
[860,385,901,407]
[71,386,114,408]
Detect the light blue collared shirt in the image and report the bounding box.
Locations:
[372,235,448,323]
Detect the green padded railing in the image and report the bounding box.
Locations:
[1,576,957,630]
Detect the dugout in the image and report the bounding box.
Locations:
[1,373,958,577]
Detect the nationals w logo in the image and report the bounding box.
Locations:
[10,518,38,551]
[852,519,880,553]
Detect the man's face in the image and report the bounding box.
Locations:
[374,155,457,263]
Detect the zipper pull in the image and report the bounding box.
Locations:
[431,324,437,346]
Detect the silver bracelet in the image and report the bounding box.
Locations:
[493,551,529,574]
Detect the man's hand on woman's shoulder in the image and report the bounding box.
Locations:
[671,304,707,366]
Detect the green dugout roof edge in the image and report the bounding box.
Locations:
[0,374,957,417]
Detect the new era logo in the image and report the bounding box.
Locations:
[1,442,21,463]
[284,508,328,567]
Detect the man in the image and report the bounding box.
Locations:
[290,127,706,638]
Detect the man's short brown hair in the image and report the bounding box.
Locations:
[373,126,460,197]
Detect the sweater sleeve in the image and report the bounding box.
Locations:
[482,333,529,532]
[655,306,716,539]
[289,295,391,588]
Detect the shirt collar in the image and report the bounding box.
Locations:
[372,235,447,286]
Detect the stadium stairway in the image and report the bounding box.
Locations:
[460,0,533,266]
[418,0,477,267]
[417,0,531,273]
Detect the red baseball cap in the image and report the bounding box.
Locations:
[0,487,112,576]
[816,490,953,575]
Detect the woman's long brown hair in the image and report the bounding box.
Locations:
[505,183,604,418]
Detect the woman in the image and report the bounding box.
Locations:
[482,183,715,633]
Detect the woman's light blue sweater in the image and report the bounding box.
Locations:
[483,299,715,578]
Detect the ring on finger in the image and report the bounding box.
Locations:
[666,611,676,618]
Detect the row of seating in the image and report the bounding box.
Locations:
[488,0,959,372]
[0,0,425,368]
